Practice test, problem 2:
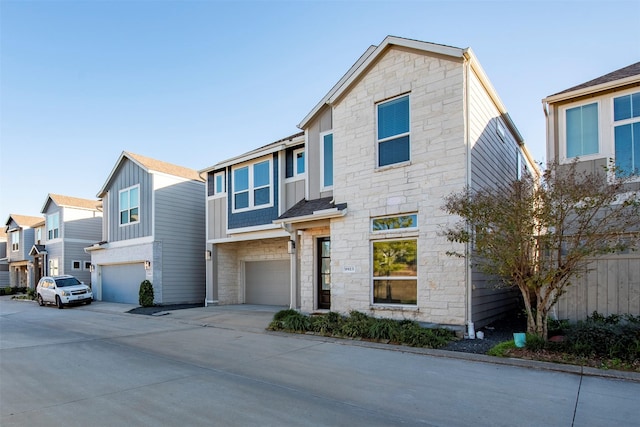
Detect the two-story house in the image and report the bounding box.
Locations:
[4,214,43,289]
[0,229,9,287]
[542,61,640,320]
[86,151,206,305]
[28,194,102,286]
[203,36,536,333]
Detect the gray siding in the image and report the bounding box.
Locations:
[306,108,332,201]
[64,241,93,284]
[155,179,206,304]
[468,67,523,326]
[9,229,35,262]
[64,215,102,241]
[284,180,305,211]
[105,159,153,242]
[208,197,227,240]
[45,241,63,274]
[556,253,640,320]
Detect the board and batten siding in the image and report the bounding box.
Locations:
[555,253,640,321]
[106,159,153,242]
[306,108,332,201]
[154,176,206,304]
[467,66,523,327]
[284,179,305,211]
[207,197,227,240]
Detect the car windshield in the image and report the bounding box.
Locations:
[55,277,82,287]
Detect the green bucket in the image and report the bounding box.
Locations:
[513,333,526,348]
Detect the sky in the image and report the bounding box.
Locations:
[1,0,639,224]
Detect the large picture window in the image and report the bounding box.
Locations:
[565,102,599,158]
[372,239,417,305]
[377,95,410,167]
[232,158,272,211]
[613,91,640,177]
[47,212,59,240]
[119,185,139,225]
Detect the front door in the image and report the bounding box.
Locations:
[317,237,331,309]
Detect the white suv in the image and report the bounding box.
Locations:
[36,275,93,309]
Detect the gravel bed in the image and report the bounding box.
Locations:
[442,312,526,354]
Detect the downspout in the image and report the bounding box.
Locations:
[463,51,475,339]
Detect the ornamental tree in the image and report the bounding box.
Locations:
[443,161,640,339]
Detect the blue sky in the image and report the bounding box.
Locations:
[1,0,639,224]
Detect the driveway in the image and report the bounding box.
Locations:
[1,298,638,426]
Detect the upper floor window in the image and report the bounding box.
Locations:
[613,91,640,177]
[232,158,272,212]
[119,185,140,225]
[321,132,333,189]
[36,228,42,243]
[372,214,418,231]
[377,95,410,167]
[565,102,599,158]
[47,212,59,240]
[294,148,305,176]
[207,170,226,197]
[11,231,19,252]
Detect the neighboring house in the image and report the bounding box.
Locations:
[86,151,206,305]
[4,214,43,288]
[0,229,8,287]
[29,194,103,286]
[202,36,536,332]
[542,61,640,320]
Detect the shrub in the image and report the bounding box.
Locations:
[488,340,517,357]
[399,323,453,348]
[340,311,373,338]
[27,288,36,300]
[368,318,401,342]
[138,280,154,307]
[1,286,13,296]
[281,311,310,332]
[273,309,299,322]
[310,312,343,335]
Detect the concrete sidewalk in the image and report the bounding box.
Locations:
[83,300,640,383]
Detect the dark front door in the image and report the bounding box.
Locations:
[317,237,331,309]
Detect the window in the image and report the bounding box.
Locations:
[119,185,140,225]
[294,148,305,176]
[321,132,333,189]
[372,214,417,231]
[232,158,272,211]
[565,102,599,158]
[11,232,19,252]
[207,171,226,197]
[72,261,81,270]
[613,92,640,177]
[372,239,417,305]
[49,258,59,276]
[47,212,59,240]
[84,261,92,271]
[36,228,42,243]
[377,95,410,167]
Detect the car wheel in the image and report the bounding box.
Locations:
[37,294,44,306]
[55,296,64,309]
[86,300,92,305]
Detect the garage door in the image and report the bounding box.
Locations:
[245,260,289,306]
[101,263,146,304]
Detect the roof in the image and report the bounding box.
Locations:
[98,151,204,197]
[200,132,305,173]
[43,194,101,213]
[544,62,640,103]
[276,197,347,223]
[5,214,43,229]
[298,36,467,129]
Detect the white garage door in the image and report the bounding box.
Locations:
[101,263,146,304]
[245,260,289,306]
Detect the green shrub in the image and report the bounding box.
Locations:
[27,288,36,300]
[399,323,453,348]
[310,312,343,335]
[488,340,517,357]
[138,280,154,307]
[368,318,401,341]
[273,309,299,321]
[340,311,373,338]
[281,311,310,332]
[1,286,13,296]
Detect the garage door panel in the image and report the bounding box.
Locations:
[245,260,289,306]
[102,264,146,304]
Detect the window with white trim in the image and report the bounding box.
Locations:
[72,260,81,270]
[47,212,59,240]
[377,95,410,167]
[371,214,418,305]
[84,261,92,271]
[293,148,305,176]
[11,231,19,252]
[321,132,333,189]
[613,91,640,177]
[565,102,599,158]
[214,171,226,197]
[119,185,140,225]
[49,258,59,276]
[232,158,272,211]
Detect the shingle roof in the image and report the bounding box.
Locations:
[550,62,640,97]
[125,152,203,182]
[5,214,43,228]
[48,194,101,211]
[278,197,347,220]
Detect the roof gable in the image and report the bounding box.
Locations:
[5,214,43,229]
[42,193,100,213]
[98,151,203,197]
[298,36,466,129]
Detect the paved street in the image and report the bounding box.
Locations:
[1,298,638,426]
